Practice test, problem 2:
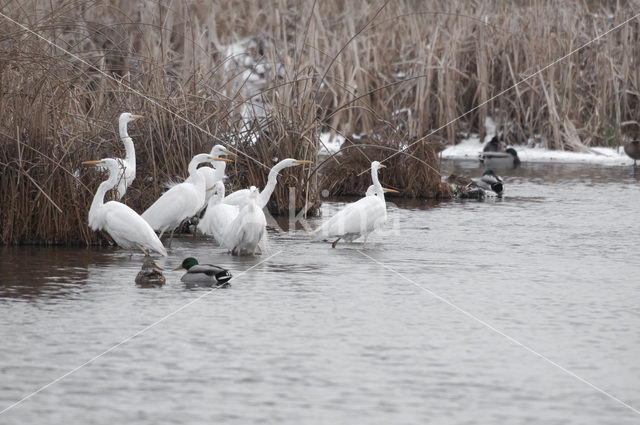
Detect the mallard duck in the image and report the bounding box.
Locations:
[446,174,485,199]
[135,257,166,287]
[623,140,640,166]
[476,170,504,197]
[174,257,232,285]
[479,147,521,168]
[482,135,504,152]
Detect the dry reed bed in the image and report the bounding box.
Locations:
[1,0,637,245]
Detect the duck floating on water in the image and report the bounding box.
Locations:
[446,169,505,199]
[479,147,521,168]
[482,136,504,152]
[135,257,166,287]
[174,257,232,286]
[446,174,485,199]
[476,170,504,197]
[623,140,640,167]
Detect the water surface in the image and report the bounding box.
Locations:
[1,160,639,424]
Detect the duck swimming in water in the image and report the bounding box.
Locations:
[482,136,504,152]
[174,257,232,285]
[446,174,485,199]
[135,257,166,287]
[479,147,521,168]
[623,140,640,167]
[476,170,504,197]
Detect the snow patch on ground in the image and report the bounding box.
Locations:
[319,132,345,155]
[442,136,633,166]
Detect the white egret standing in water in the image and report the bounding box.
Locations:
[83,158,167,256]
[313,161,391,248]
[113,112,143,199]
[199,180,239,243]
[221,186,266,255]
[142,154,231,244]
[223,158,312,208]
[167,144,236,207]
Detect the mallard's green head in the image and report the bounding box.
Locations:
[174,257,199,270]
[482,169,496,176]
[506,148,518,157]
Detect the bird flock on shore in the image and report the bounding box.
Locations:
[85,113,639,285]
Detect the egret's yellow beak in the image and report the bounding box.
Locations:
[173,265,183,271]
[379,164,387,169]
[131,114,144,119]
[210,156,233,162]
[224,149,237,157]
[206,186,216,191]
[82,160,101,165]
[383,188,399,193]
[294,160,313,165]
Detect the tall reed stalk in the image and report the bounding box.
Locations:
[1,0,637,245]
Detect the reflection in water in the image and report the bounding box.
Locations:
[0,161,639,424]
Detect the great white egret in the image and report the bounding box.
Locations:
[173,257,232,285]
[313,161,390,248]
[141,154,231,242]
[199,180,239,243]
[479,147,521,168]
[167,144,236,206]
[83,158,167,256]
[113,112,143,199]
[221,186,266,255]
[223,158,312,208]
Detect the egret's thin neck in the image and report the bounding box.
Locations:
[122,137,135,164]
[259,164,283,207]
[90,174,116,214]
[119,119,129,140]
[371,165,384,200]
[213,160,226,183]
[188,157,209,189]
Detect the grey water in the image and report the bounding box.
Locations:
[1,160,639,424]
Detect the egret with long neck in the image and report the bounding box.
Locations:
[113,112,143,199]
[141,153,231,245]
[83,158,166,256]
[312,161,392,248]
[223,158,312,208]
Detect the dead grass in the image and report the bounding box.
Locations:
[1,0,638,245]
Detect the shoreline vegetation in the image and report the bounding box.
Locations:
[1,0,638,246]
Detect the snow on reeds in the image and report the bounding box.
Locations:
[0,0,637,244]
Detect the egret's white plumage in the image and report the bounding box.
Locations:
[84,158,166,256]
[112,112,142,199]
[141,154,230,237]
[199,180,239,243]
[313,161,389,247]
[221,186,266,255]
[223,158,312,208]
[165,144,235,206]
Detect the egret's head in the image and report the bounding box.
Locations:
[506,148,518,157]
[174,257,199,271]
[371,161,386,171]
[82,158,119,172]
[277,158,313,169]
[119,112,143,124]
[249,186,259,197]
[209,144,237,158]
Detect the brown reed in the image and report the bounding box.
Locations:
[1,0,637,245]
